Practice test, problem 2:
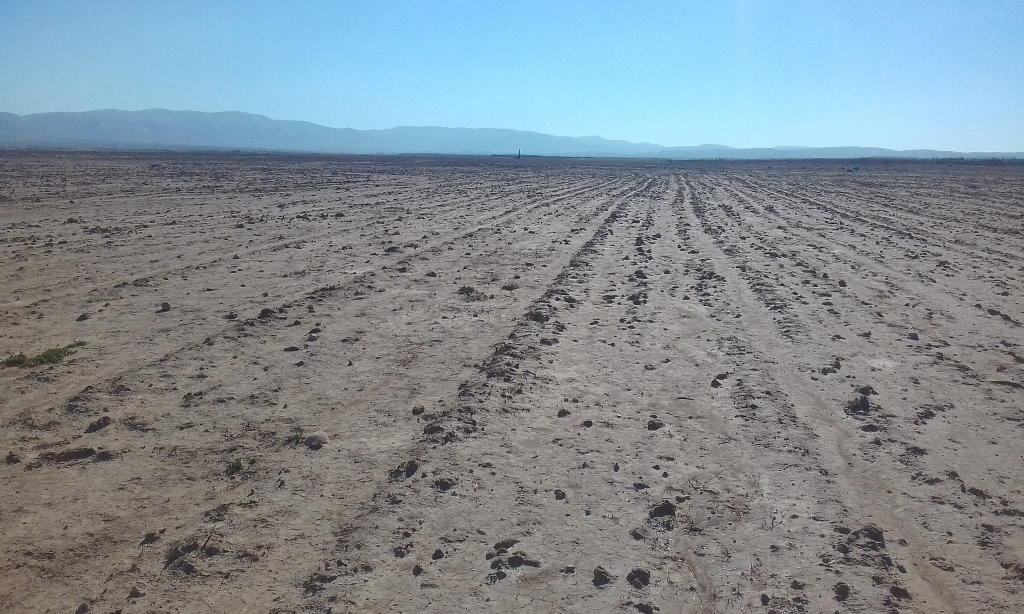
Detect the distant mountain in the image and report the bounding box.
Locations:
[0,109,1019,159]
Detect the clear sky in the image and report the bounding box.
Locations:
[1,0,1022,151]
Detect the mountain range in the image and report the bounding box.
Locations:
[0,109,1019,160]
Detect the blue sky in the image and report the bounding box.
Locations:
[1,0,1022,150]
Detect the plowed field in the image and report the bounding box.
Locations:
[2,152,1023,613]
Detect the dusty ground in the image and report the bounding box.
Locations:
[1,151,1023,614]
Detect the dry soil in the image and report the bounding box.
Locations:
[1,152,1023,614]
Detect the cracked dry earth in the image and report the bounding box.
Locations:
[1,152,1023,614]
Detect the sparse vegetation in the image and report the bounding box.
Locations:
[284,427,304,446]
[226,459,244,475]
[310,283,341,297]
[2,341,86,368]
[457,285,489,301]
[2,353,28,367]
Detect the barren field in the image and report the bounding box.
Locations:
[2,152,1023,614]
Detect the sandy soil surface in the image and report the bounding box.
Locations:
[1,152,1023,614]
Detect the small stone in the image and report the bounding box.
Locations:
[225,311,238,320]
[128,585,146,599]
[432,549,444,560]
[157,302,170,313]
[76,313,89,322]
[412,564,423,576]
[307,333,319,342]
[5,451,21,464]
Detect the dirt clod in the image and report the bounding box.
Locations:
[303,432,328,450]
[834,582,850,601]
[593,566,614,587]
[627,568,650,588]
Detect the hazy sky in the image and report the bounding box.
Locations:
[2,0,1022,150]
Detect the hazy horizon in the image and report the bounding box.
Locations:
[2,1,1022,151]
[8,107,1024,155]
